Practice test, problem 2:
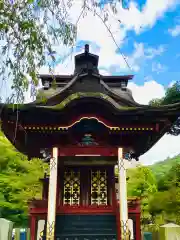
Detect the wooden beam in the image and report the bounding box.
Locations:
[58,146,117,156]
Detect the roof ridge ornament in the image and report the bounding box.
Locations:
[74,44,99,74]
[85,44,89,54]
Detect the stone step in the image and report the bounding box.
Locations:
[42,214,117,239]
[43,235,117,240]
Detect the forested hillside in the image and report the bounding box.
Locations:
[0,130,179,227]
[127,155,180,226]
[150,155,180,179]
[0,131,48,226]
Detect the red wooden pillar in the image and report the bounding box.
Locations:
[136,213,141,240]
[30,215,36,240]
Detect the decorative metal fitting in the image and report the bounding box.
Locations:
[40,148,51,162]
[124,151,139,161]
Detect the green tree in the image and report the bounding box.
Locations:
[127,166,157,226]
[127,166,157,197]
[163,82,180,105]
[149,81,180,136]
[149,162,180,224]
[149,98,162,107]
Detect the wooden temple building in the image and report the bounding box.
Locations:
[0,44,180,240]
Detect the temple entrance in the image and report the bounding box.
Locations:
[63,167,109,206]
[49,166,117,239]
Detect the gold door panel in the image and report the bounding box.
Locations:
[91,170,107,205]
[63,169,80,205]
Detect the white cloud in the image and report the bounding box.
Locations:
[107,0,180,33]
[168,24,180,37]
[145,45,165,59]
[168,80,176,87]
[42,0,173,75]
[126,44,165,72]
[98,69,111,76]
[152,62,167,74]
[45,42,165,75]
[129,79,165,104]
[98,42,144,72]
[110,43,165,72]
[37,0,174,75]
[140,134,180,165]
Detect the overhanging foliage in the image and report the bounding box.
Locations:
[0,0,129,103]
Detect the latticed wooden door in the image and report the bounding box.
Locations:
[90,169,108,205]
[63,167,109,206]
[63,169,81,205]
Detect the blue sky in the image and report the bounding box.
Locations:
[45,0,180,89]
[119,5,180,86]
